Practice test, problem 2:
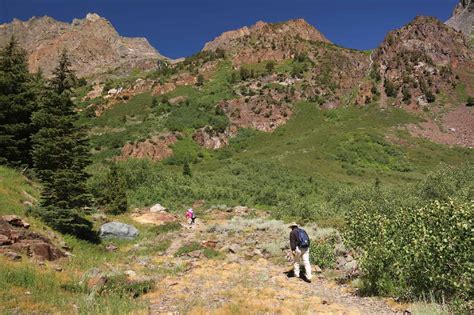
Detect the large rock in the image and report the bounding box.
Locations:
[2,215,30,229]
[150,204,167,213]
[99,222,139,239]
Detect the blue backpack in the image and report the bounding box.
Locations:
[296,228,310,248]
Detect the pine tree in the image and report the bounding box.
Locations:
[183,161,192,177]
[50,49,77,94]
[196,74,204,86]
[0,36,38,167]
[100,163,128,215]
[31,51,94,240]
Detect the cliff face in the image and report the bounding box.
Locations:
[0,13,167,77]
[446,0,474,40]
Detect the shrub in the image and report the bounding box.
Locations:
[425,91,436,103]
[345,193,473,302]
[203,248,224,259]
[466,96,474,107]
[99,274,154,298]
[309,241,336,269]
[99,163,128,215]
[196,74,204,86]
[384,80,397,97]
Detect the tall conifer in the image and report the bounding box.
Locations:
[32,50,94,239]
[0,37,37,167]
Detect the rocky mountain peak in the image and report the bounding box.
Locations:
[201,18,331,67]
[371,15,473,108]
[0,14,167,78]
[203,18,330,52]
[86,12,102,22]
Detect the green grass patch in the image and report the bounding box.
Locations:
[174,242,203,257]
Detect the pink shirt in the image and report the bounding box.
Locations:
[186,209,193,219]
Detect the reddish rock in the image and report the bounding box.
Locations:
[219,97,291,132]
[0,216,65,261]
[118,133,179,161]
[202,240,218,249]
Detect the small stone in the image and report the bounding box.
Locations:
[228,244,241,254]
[188,250,203,259]
[55,266,63,272]
[105,244,118,252]
[5,251,21,261]
[314,265,323,273]
[124,270,137,277]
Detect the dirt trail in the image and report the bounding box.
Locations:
[146,218,399,314]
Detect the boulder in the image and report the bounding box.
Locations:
[150,204,167,213]
[99,222,139,239]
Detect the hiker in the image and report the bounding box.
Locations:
[185,208,196,225]
[289,222,312,282]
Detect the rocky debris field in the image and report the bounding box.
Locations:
[144,209,398,314]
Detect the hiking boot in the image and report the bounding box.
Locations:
[302,276,312,283]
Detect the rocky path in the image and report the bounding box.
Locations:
[146,217,399,315]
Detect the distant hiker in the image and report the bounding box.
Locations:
[186,208,196,225]
[289,222,312,282]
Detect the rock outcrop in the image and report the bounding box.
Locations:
[0,13,167,77]
[446,0,474,40]
[119,133,179,161]
[0,215,65,261]
[192,126,238,150]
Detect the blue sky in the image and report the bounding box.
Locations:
[0,0,459,59]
